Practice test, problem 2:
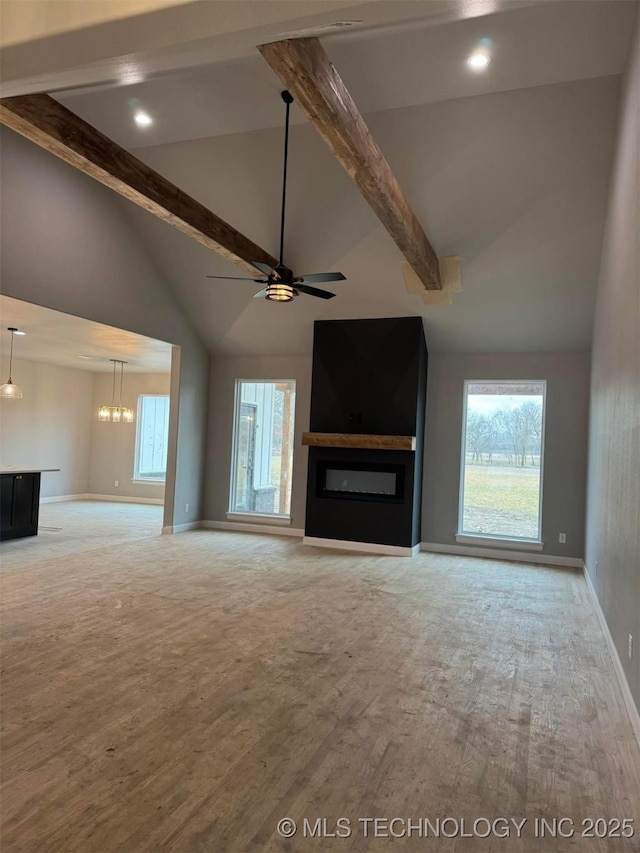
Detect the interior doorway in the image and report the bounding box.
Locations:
[0,295,175,567]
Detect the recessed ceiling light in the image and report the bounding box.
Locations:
[467,50,490,71]
[134,110,153,127]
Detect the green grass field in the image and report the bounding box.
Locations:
[464,464,540,516]
[462,464,540,538]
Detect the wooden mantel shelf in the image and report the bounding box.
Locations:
[302,432,416,451]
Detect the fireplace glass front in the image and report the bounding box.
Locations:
[317,462,404,503]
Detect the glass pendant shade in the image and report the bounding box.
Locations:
[2,328,23,399]
[0,381,23,399]
[97,405,134,422]
[98,360,134,423]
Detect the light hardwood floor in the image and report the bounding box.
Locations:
[0,500,163,572]
[1,531,639,852]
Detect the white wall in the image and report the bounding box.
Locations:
[89,372,171,500]
[0,357,92,498]
[585,17,639,710]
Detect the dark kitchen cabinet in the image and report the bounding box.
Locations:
[0,472,41,540]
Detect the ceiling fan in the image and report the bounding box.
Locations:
[206,90,346,302]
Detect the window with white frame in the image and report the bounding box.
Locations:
[229,380,296,516]
[458,381,546,542]
[133,395,170,481]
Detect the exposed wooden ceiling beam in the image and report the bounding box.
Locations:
[0,94,278,275]
[258,37,442,291]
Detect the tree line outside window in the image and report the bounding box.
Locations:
[465,400,543,467]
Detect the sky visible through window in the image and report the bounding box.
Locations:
[467,394,543,416]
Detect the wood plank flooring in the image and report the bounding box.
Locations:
[1,530,639,852]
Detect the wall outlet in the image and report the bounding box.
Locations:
[629,635,633,660]
[114,480,119,488]
[185,503,189,513]
[559,532,566,544]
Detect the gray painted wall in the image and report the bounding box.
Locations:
[585,18,639,709]
[0,356,93,498]
[0,128,209,529]
[205,349,591,563]
[205,356,312,529]
[89,372,170,500]
[423,352,591,559]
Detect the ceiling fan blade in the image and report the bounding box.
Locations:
[207,275,267,282]
[252,288,269,299]
[297,272,346,284]
[296,284,336,299]
[251,261,274,276]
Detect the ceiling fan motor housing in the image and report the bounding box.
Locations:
[271,263,295,282]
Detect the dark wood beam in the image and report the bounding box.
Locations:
[0,94,278,275]
[258,38,442,291]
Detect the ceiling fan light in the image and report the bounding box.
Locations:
[265,283,295,302]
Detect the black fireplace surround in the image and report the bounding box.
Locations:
[305,317,428,548]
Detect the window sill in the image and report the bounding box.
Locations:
[226,512,291,526]
[131,478,166,485]
[456,534,543,551]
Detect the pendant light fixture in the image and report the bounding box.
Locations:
[98,359,134,423]
[1,327,24,399]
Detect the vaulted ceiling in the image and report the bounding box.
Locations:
[3,0,637,355]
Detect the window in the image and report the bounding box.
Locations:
[458,381,546,543]
[134,395,170,482]
[229,381,296,517]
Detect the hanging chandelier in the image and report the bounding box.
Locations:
[98,359,134,423]
[1,327,24,399]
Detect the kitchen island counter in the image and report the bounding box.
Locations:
[1,469,60,540]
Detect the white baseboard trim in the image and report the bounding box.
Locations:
[202,520,304,538]
[88,494,165,505]
[421,541,583,569]
[41,494,165,506]
[40,493,91,504]
[163,521,202,534]
[303,536,420,557]
[583,563,640,750]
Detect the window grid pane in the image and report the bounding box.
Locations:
[136,395,170,480]
[230,381,296,515]
[459,381,545,541]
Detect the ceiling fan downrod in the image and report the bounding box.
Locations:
[278,90,294,270]
[204,89,345,301]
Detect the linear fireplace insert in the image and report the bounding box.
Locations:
[316,461,404,503]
